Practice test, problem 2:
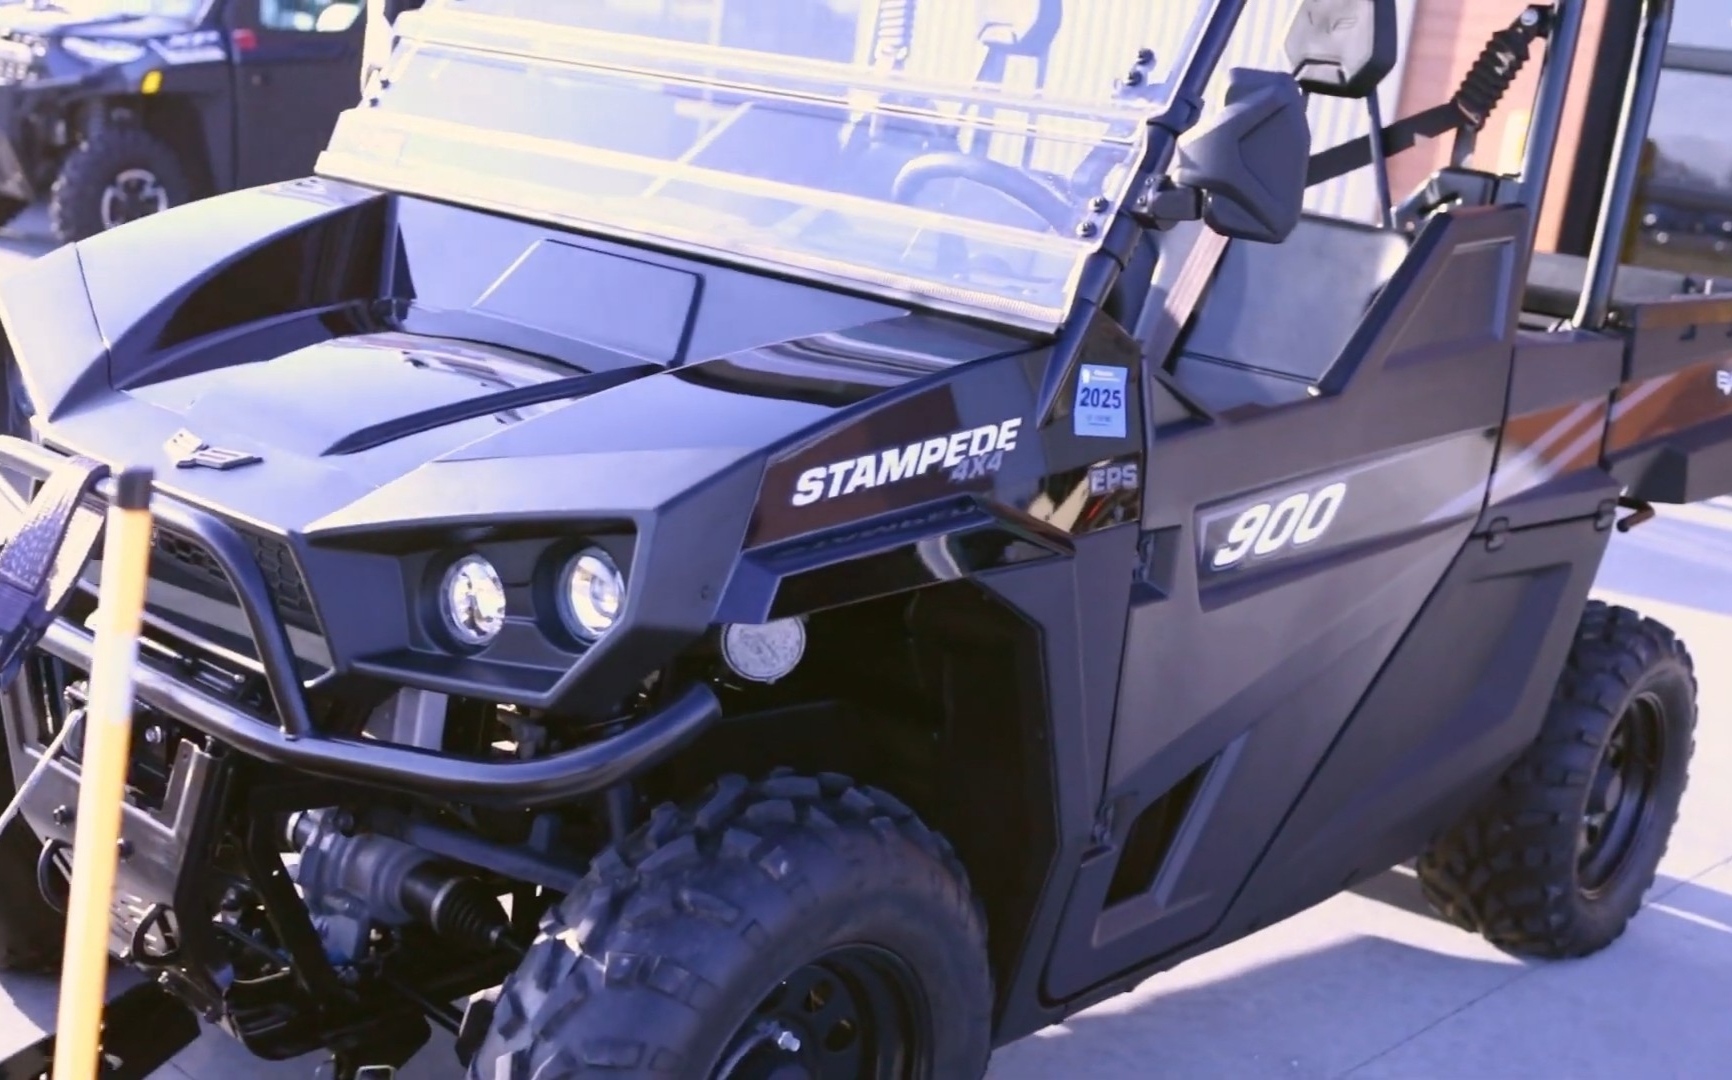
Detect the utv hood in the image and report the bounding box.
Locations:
[0,179,1032,542]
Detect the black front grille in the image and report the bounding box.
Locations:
[149,523,322,633]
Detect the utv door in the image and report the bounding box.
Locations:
[227,0,367,188]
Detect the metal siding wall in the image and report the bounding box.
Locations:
[891,0,1420,224]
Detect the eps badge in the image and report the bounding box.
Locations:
[1088,460,1139,495]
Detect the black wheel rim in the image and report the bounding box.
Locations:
[1578,691,1666,896]
[714,945,928,1080]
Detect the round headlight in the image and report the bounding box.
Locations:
[559,548,624,642]
[440,555,507,646]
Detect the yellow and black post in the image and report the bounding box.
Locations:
[52,466,154,1080]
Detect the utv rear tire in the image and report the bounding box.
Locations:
[48,127,191,244]
[1416,601,1696,958]
[462,771,992,1079]
[0,742,66,973]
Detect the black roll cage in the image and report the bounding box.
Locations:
[1034,0,1675,428]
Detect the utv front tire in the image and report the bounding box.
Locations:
[0,742,66,973]
[463,771,992,1079]
[48,127,191,243]
[1417,601,1696,958]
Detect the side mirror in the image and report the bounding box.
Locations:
[1136,68,1311,244]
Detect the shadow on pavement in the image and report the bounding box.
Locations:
[983,934,1528,1080]
[987,868,1730,1080]
[1343,864,1437,920]
[1650,874,1732,932]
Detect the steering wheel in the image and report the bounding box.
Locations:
[889,153,1079,285]
[890,152,1077,233]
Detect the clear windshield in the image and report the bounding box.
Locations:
[319,1,1217,331]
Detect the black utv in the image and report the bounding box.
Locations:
[0,0,406,243]
[0,0,1719,1077]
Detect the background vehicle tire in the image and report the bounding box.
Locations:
[1416,601,1696,958]
[0,197,27,230]
[48,127,191,244]
[0,741,66,973]
[463,770,993,1079]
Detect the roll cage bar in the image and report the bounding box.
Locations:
[1032,0,1676,427]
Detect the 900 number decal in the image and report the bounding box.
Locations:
[1209,481,1348,570]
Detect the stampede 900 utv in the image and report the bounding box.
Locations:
[0,0,1720,1076]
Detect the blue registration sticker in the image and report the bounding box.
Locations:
[1073,364,1128,439]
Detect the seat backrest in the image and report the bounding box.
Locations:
[1285,0,1399,100]
[1136,0,1406,373]
[1177,214,1410,384]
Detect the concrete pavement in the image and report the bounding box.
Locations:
[0,212,1725,1078]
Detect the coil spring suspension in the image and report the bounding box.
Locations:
[1452,8,1551,131]
[872,0,915,67]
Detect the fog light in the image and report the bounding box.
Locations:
[441,555,506,646]
[559,548,624,642]
[721,618,807,684]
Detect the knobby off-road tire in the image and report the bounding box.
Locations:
[48,127,191,244]
[462,770,992,1079]
[1417,601,1696,958]
[0,741,66,973]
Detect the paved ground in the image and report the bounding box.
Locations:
[0,214,1727,1078]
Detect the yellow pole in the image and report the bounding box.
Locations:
[51,467,154,1080]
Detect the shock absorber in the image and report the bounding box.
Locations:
[1449,7,1551,165]
[871,0,915,68]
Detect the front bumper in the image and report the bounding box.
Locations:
[0,434,721,805]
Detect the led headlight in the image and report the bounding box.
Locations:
[558,548,624,642]
[440,554,507,646]
[62,37,148,65]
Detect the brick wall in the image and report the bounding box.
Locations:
[1389,0,1610,251]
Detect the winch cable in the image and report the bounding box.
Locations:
[0,706,84,838]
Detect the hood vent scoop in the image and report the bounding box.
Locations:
[323,362,656,457]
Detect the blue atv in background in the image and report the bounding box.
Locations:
[0,0,420,242]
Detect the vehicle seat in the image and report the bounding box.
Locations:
[1165,0,1407,395]
[1180,217,1409,384]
